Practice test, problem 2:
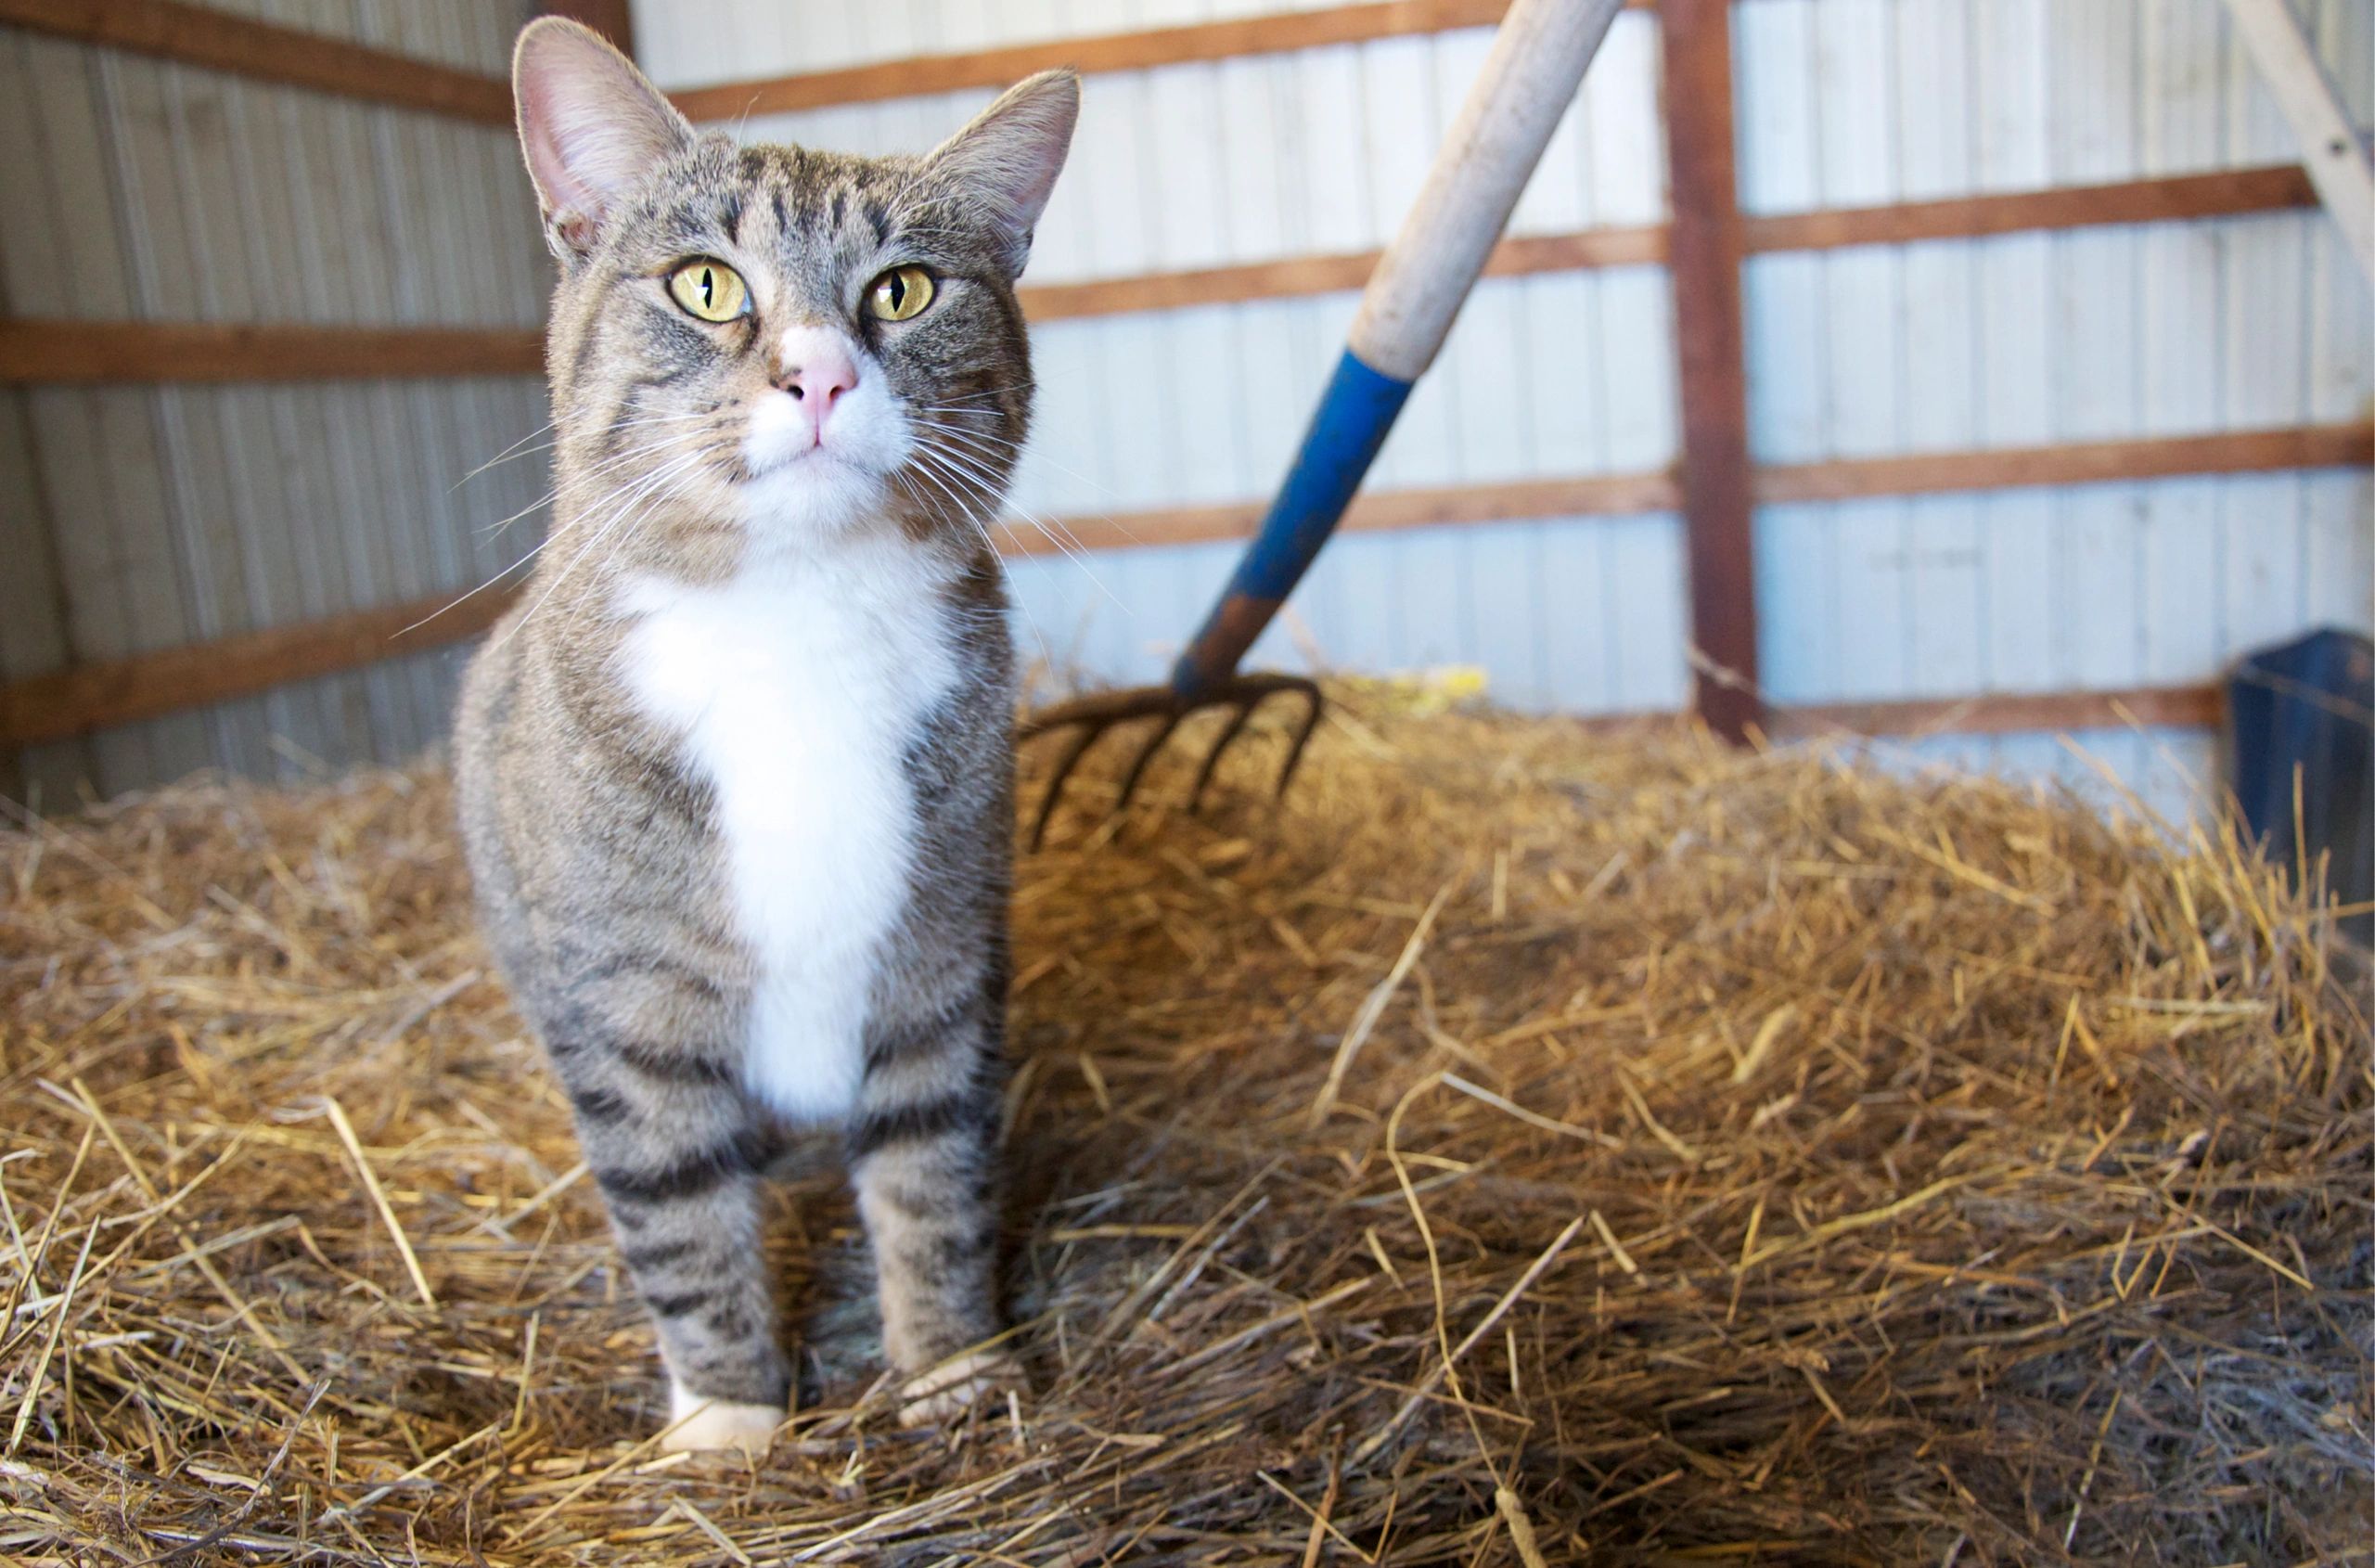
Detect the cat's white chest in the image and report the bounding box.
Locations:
[618,543,959,1122]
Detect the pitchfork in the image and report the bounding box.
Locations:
[1020,0,1627,847]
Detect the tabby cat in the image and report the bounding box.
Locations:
[453,17,1075,1453]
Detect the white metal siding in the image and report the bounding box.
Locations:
[11,0,2364,811]
[670,8,1690,714]
[630,0,2369,819]
[0,1,553,801]
[639,0,1364,94]
[1736,0,2372,814]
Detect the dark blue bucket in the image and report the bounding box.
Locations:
[2225,628,2373,945]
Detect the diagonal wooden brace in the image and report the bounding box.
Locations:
[2223,0,2374,284]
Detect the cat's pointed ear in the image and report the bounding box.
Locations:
[513,18,693,260]
[920,70,1079,276]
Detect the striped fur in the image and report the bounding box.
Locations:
[454,19,1073,1447]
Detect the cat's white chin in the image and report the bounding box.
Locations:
[738,367,911,539]
[738,457,892,538]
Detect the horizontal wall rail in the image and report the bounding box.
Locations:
[0,0,513,122]
[1008,469,1681,556]
[1006,428,2371,559]
[0,167,2321,384]
[1743,166,2317,251]
[1311,686,2227,743]
[665,0,1659,121]
[1021,169,2317,322]
[3,420,2360,747]
[0,322,544,384]
[0,593,515,751]
[0,597,2227,754]
[1021,226,1672,321]
[1773,686,2225,740]
[0,7,2339,242]
[1755,425,2373,505]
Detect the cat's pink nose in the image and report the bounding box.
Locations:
[773,327,859,437]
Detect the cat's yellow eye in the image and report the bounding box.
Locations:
[866,264,935,323]
[666,259,750,323]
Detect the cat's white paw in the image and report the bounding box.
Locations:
[895,1350,1016,1428]
[664,1382,785,1455]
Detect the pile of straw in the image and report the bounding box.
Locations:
[3,691,2366,1564]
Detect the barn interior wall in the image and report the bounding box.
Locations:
[0,0,552,803]
[1,0,2367,825]
[635,0,2372,823]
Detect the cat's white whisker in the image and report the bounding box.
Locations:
[493,448,717,650]
[409,433,723,636]
[910,414,1130,525]
[481,426,710,532]
[454,419,558,490]
[914,447,1122,610]
[457,411,717,495]
[891,464,1058,675]
[917,387,1032,410]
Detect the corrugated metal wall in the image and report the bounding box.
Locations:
[5,0,2366,823]
[667,2,1692,719]
[633,0,2372,824]
[0,0,551,805]
[1737,0,2373,815]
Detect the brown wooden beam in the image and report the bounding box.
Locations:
[996,469,1680,557]
[1772,685,2224,740]
[670,0,1646,121]
[1660,0,1761,743]
[1021,254,1390,325]
[1021,168,2304,324]
[1757,424,2373,504]
[0,321,544,385]
[0,0,513,123]
[0,589,518,750]
[1742,166,2320,252]
[0,166,2317,379]
[1022,225,1667,321]
[1,605,2230,752]
[1029,426,2372,562]
[7,417,2357,745]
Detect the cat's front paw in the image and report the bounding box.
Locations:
[895,1349,1018,1428]
[664,1382,786,1455]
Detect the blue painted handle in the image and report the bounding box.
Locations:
[1167,349,1414,700]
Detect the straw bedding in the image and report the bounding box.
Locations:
[2,690,2367,1565]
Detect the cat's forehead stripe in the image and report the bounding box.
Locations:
[654,200,719,254]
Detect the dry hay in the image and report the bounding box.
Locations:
[1,688,2368,1566]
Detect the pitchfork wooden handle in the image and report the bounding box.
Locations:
[1165,0,1626,701]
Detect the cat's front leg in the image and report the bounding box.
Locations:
[849,997,1009,1425]
[553,1021,790,1453]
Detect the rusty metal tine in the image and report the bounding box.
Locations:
[1270,684,1327,800]
[1021,675,1326,839]
[1016,687,1171,740]
[1029,720,1109,851]
[1187,701,1253,814]
[1110,712,1183,817]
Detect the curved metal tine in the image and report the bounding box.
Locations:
[1028,719,1110,851]
[1187,700,1254,814]
[1269,682,1327,800]
[1018,686,1171,740]
[1110,711,1184,817]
